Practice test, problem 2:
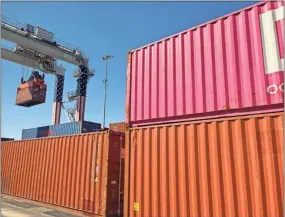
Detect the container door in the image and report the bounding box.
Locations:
[105,133,124,217]
[81,133,110,216]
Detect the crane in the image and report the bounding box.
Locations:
[1,15,94,124]
[2,46,66,76]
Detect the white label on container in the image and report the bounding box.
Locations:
[260,6,284,75]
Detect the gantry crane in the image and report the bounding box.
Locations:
[1,16,94,124]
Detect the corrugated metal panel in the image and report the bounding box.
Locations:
[124,112,284,217]
[109,122,127,133]
[127,1,284,126]
[2,132,124,217]
[21,121,101,139]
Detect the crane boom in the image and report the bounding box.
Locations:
[1,19,89,67]
[1,47,66,75]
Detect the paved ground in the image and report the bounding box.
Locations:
[1,197,84,217]
[2,203,49,217]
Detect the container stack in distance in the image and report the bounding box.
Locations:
[124,1,284,217]
[1,138,14,141]
[22,121,101,139]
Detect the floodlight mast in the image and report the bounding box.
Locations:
[102,55,113,128]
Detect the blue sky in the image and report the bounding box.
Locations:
[2,1,256,139]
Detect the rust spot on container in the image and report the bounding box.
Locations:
[127,52,132,63]
[223,105,230,110]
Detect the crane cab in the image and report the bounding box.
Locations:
[16,71,47,107]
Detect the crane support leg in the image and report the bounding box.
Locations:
[52,75,64,125]
[75,65,88,122]
[76,96,86,122]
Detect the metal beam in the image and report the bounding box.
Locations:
[1,23,89,67]
[1,48,66,75]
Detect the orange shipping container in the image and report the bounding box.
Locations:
[109,122,127,159]
[109,122,127,133]
[2,131,125,217]
[124,112,284,217]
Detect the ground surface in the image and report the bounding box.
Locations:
[1,197,84,217]
[2,203,49,217]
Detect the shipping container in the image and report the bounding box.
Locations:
[1,138,14,141]
[126,1,284,126]
[16,82,47,107]
[109,123,127,159]
[124,112,284,217]
[21,121,101,139]
[2,131,125,217]
[109,122,127,133]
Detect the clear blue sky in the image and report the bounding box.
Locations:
[2,1,256,139]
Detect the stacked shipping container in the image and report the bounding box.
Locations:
[21,121,101,139]
[124,112,284,217]
[109,122,127,133]
[124,1,284,217]
[110,122,127,159]
[1,1,284,217]
[126,1,284,127]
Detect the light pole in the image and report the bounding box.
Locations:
[102,54,113,128]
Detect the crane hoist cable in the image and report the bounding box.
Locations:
[21,50,29,83]
[21,66,25,84]
[32,54,35,73]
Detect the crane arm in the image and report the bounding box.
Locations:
[1,18,89,67]
[1,47,66,75]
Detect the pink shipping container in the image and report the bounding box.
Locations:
[126,1,284,127]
